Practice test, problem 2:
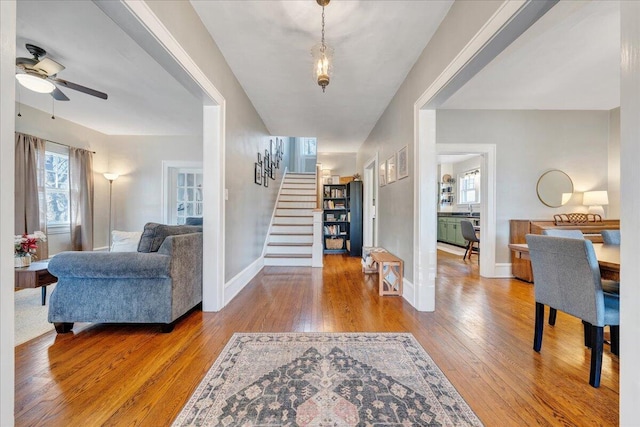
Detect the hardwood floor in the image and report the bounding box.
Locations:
[15,251,618,426]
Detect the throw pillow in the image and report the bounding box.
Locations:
[111,230,143,252]
[185,217,203,226]
[137,223,203,253]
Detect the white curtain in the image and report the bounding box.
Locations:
[14,132,48,259]
[69,148,94,251]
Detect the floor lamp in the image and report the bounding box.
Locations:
[103,173,119,249]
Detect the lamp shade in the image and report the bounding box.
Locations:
[583,191,609,206]
[322,169,331,177]
[16,74,56,93]
[103,173,120,182]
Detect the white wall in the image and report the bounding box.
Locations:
[607,107,620,219]
[436,109,611,263]
[106,135,202,232]
[317,152,357,177]
[144,0,281,281]
[14,103,110,253]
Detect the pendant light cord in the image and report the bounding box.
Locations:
[321,5,326,53]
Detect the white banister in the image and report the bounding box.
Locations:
[312,209,323,267]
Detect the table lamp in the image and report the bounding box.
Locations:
[583,190,608,218]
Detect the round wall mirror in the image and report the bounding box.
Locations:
[536,170,573,208]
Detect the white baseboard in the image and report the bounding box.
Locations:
[93,246,109,252]
[225,256,264,305]
[492,263,513,278]
[402,278,415,306]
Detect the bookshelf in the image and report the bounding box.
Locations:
[322,181,362,256]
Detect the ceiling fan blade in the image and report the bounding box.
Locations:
[51,87,70,101]
[51,77,108,100]
[34,58,65,76]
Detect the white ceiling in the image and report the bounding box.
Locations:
[15,0,201,136]
[190,0,454,153]
[13,1,621,148]
[441,0,620,110]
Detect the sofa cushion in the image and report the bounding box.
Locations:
[111,230,142,252]
[137,223,202,253]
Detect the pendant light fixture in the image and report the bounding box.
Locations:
[312,0,332,92]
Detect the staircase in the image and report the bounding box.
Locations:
[264,172,317,266]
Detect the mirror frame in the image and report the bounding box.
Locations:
[536,169,574,208]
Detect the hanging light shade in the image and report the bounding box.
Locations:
[311,43,333,92]
[312,0,332,92]
[15,73,55,94]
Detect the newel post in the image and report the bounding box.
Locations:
[312,209,323,268]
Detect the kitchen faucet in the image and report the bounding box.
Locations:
[468,204,473,214]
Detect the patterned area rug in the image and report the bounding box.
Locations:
[173,333,483,426]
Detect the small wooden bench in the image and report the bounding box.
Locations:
[370,251,404,296]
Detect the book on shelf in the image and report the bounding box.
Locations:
[324,200,335,209]
[328,188,345,198]
[323,225,341,236]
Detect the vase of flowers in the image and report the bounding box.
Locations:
[14,231,46,268]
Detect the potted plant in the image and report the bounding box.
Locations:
[14,231,46,268]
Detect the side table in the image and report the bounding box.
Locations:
[14,260,57,305]
[370,252,404,296]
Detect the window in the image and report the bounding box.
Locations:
[176,170,203,225]
[458,169,480,204]
[44,148,70,227]
[302,138,317,156]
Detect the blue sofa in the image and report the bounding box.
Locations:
[47,223,202,333]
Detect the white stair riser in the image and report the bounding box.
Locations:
[264,257,312,267]
[276,209,313,217]
[282,183,316,190]
[271,225,313,234]
[281,189,316,196]
[285,178,316,184]
[269,234,313,243]
[279,195,316,202]
[278,201,316,209]
[267,246,313,255]
[274,216,312,225]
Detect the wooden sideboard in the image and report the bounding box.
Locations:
[509,219,620,282]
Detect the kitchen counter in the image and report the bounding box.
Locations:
[437,212,480,218]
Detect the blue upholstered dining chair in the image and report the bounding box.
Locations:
[601,230,620,245]
[541,229,584,239]
[460,220,480,264]
[540,229,584,325]
[526,234,619,388]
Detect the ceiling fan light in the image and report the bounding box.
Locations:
[15,73,55,94]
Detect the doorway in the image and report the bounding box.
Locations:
[162,162,203,225]
[363,154,378,247]
[436,153,482,262]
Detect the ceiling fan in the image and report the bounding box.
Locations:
[15,43,108,101]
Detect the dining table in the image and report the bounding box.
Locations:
[509,242,620,281]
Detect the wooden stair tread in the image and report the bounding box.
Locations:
[264,255,312,259]
[270,233,313,236]
[267,243,312,247]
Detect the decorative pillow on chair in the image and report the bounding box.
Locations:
[137,223,203,253]
[185,217,203,226]
[111,230,143,252]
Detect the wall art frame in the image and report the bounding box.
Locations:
[397,145,408,179]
